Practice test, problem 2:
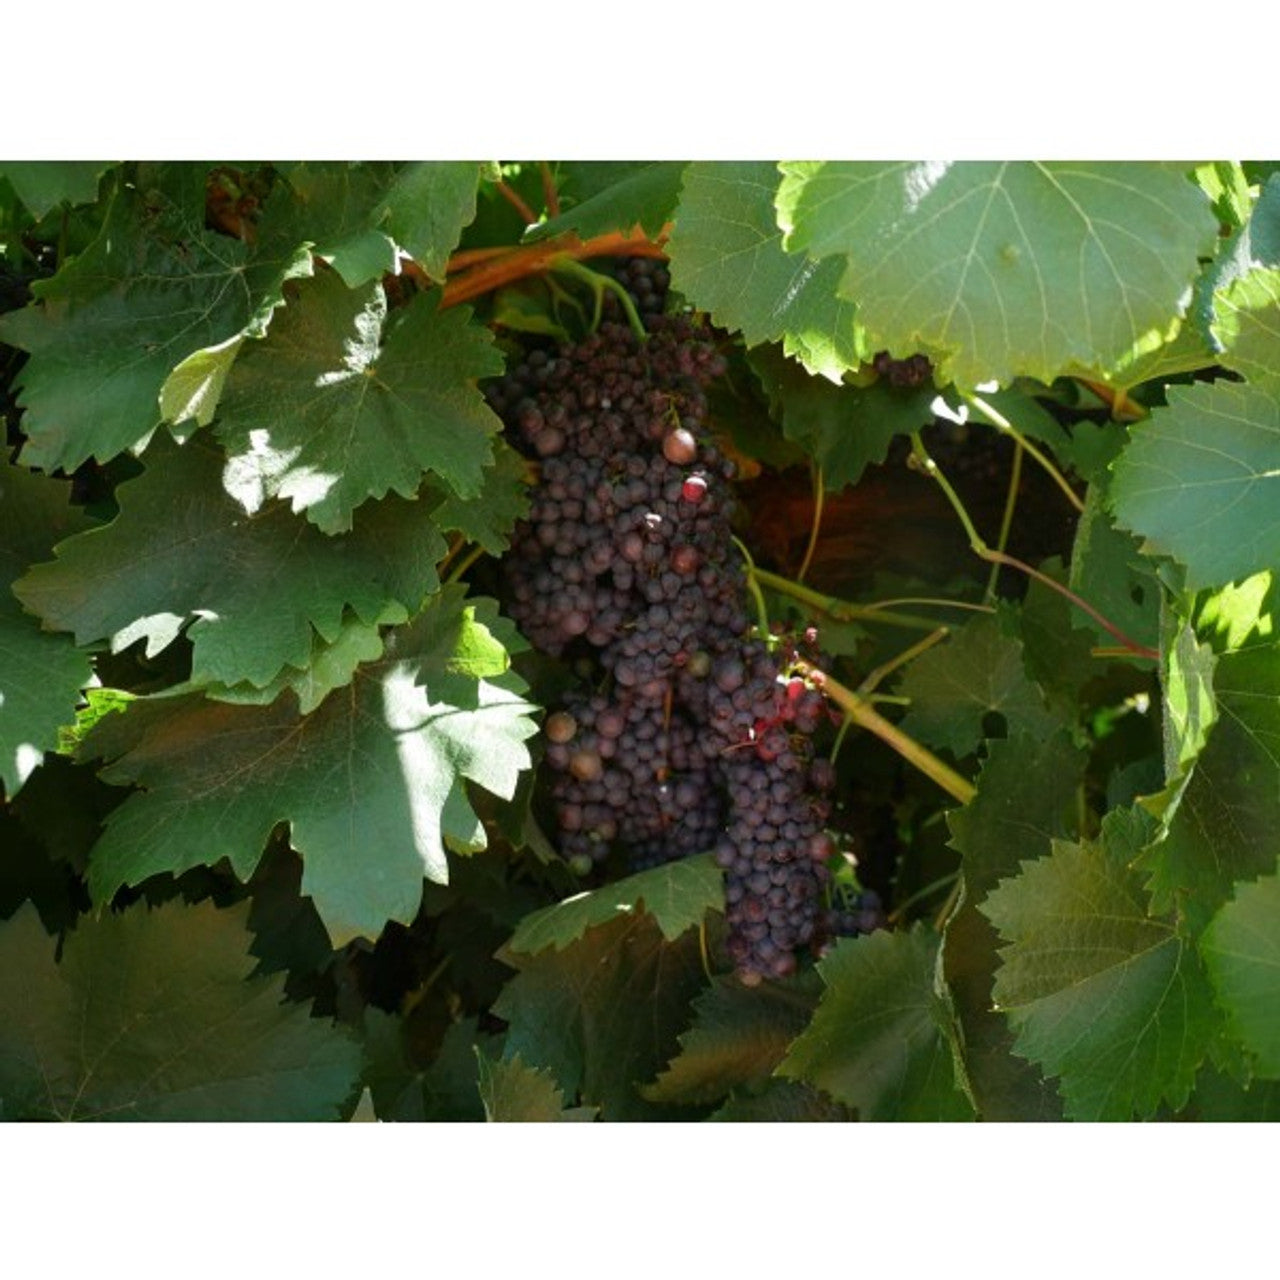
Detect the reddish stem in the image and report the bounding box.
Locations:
[983,548,1159,661]
[494,178,538,226]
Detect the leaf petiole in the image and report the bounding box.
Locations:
[965,392,1085,514]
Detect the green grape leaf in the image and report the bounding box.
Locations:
[1016,563,1105,719]
[274,162,399,287]
[78,593,538,946]
[273,161,481,286]
[642,973,817,1106]
[426,439,531,554]
[1162,619,1218,779]
[14,437,446,689]
[507,853,723,954]
[493,912,708,1121]
[1110,380,1280,591]
[708,1080,853,1122]
[527,162,685,242]
[1202,873,1280,1077]
[215,274,503,533]
[378,162,483,281]
[0,900,361,1120]
[897,612,1059,757]
[948,728,1087,900]
[0,162,113,217]
[982,830,1219,1120]
[943,730,1086,1120]
[748,344,935,489]
[1137,640,1280,930]
[1195,161,1255,231]
[0,461,94,796]
[1190,1069,1280,1120]
[202,610,393,715]
[1195,571,1277,654]
[1207,174,1280,391]
[778,927,975,1121]
[1104,318,1219,396]
[777,161,1217,388]
[1214,268,1280,391]
[362,1011,497,1122]
[0,173,312,471]
[477,1052,598,1121]
[1071,478,1161,652]
[667,162,866,380]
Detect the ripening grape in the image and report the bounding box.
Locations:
[489,263,879,983]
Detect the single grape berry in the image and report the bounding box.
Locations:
[663,428,698,465]
[545,711,578,744]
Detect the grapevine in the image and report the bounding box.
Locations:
[0,158,1277,1129]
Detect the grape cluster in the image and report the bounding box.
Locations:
[490,271,878,984]
[872,350,934,388]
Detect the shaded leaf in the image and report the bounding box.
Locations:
[642,973,818,1105]
[708,1079,852,1122]
[748,344,934,489]
[216,273,503,532]
[1016,562,1105,719]
[0,460,94,795]
[897,612,1059,757]
[0,172,311,470]
[983,826,1219,1120]
[270,162,480,286]
[528,162,685,242]
[494,912,707,1121]
[361,1011,496,1122]
[377,162,483,281]
[0,901,361,1120]
[778,927,975,1121]
[1137,640,1280,931]
[507,853,723,953]
[427,439,531,555]
[203,610,393,715]
[15,437,446,689]
[1070,478,1161,652]
[478,1052,597,1121]
[668,162,865,380]
[0,162,113,217]
[1189,1068,1280,1120]
[1201,873,1280,1077]
[942,730,1085,1121]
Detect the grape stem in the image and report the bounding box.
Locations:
[909,434,1159,662]
[887,870,960,925]
[698,919,714,981]
[445,545,485,584]
[427,225,671,308]
[1078,378,1146,423]
[494,178,538,227]
[964,392,1085,514]
[731,536,773,640]
[796,660,977,806]
[858,627,950,695]
[985,438,1024,601]
[538,162,561,218]
[749,565,949,632]
[862,596,995,616]
[796,464,825,584]
[548,256,647,343]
